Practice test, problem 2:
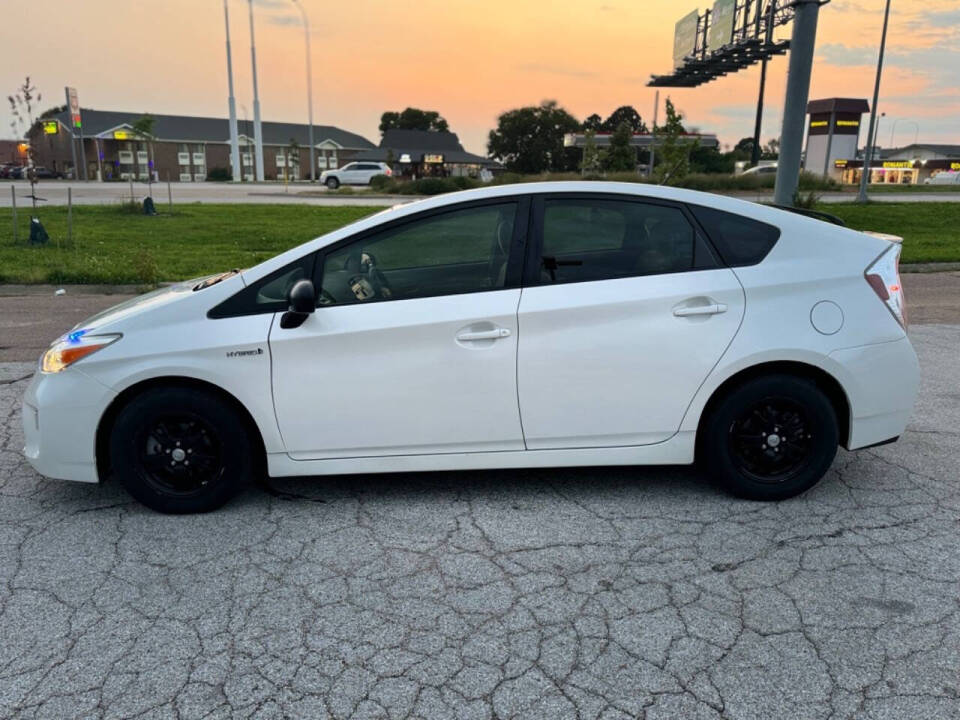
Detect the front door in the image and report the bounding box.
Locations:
[270,199,527,459]
[517,194,745,449]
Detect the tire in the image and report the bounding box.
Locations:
[109,385,255,513]
[700,374,838,501]
[326,176,340,189]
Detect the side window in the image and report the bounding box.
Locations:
[341,163,356,171]
[538,198,712,285]
[688,205,780,266]
[208,254,314,318]
[319,203,517,305]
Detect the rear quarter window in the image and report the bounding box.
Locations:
[689,205,780,267]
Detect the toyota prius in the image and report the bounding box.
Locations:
[22,182,919,513]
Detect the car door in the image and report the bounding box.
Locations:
[516,193,745,450]
[269,198,528,459]
[339,162,360,184]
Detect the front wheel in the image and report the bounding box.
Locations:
[700,374,838,501]
[109,386,255,513]
[326,176,340,189]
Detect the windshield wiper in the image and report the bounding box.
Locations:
[193,269,240,291]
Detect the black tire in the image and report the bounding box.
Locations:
[109,385,255,513]
[700,374,838,501]
[326,176,339,189]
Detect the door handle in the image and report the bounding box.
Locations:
[456,328,511,341]
[673,303,728,317]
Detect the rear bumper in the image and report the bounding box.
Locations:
[829,335,919,450]
[21,368,116,483]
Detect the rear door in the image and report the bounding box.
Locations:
[516,193,745,449]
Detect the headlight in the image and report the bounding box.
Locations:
[41,331,121,373]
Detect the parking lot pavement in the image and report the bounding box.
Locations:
[0,323,957,719]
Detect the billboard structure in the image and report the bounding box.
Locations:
[673,11,700,69]
[650,0,796,88]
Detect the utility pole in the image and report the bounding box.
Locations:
[751,0,776,168]
[857,0,891,203]
[291,0,316,182]
[647,90,659,178]
[248,0,265,182]
[223,0,241,182]
[773,0,822,206]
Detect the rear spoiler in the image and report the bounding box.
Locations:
[771,205,847,226]
[861,231,903,244]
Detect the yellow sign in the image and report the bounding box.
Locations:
[834,159,848,167]
[423,154,444,164]
[810,121,828,128]
[43,121,59,135]
[882,161,912,169]
[951,162,960,171]
[836,120,859,127]
[113,130,132,140]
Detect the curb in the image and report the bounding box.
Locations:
[900,263,960,274]
[0,283,168,297]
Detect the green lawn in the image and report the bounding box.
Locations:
[0,200,957,284]
[0,204,386,284]
[816,202,960,264]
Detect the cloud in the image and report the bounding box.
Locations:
[816,43,877,67]
[265,14,301,27]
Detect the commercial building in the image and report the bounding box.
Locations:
[803,98,870,178]
[352,129,502,178]
[0,139,29,165]
[834,144,960,186]
[27,108,376,181]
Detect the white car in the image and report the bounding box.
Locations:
[319,161,391,189]
[924,172,960,185]
[740,163,778,176]
[22,182,919,513]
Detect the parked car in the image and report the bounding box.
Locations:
[740,163,778,176]
[22,182,918,513]
[319,161,391,189]
[7,166,25,179]
[924,171,960,185]
[0,163,20,179]
[29,166,60,179]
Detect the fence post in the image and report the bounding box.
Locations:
[67,187,73,246]
[10,185,17,243]
[167,173,173,211]
[129,176,134,207]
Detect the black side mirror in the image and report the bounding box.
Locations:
[280,279,316,329]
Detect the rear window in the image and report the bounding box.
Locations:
[689,205,780,267]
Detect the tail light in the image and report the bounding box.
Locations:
[865,243,907,328]
[386,168,393,176]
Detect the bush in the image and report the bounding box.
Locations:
[206,166,232,182]
[369,174,392,191]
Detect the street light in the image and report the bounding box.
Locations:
[856,0,892,204]
[248,0,265,182]
[291,0,316,182]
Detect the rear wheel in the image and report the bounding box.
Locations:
[701,374,838,500]
[109,386,254,513]
[326,176,339,189]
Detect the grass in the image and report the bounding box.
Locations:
[0,204,385,284]
[0,200,957,284]
[815,202,960,264]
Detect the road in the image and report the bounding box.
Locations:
[1,180,958,207]
[0,324,958,719]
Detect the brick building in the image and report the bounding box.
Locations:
[27,108,376,181]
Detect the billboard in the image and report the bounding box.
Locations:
[673,10,699,69]
[707,0,736,52]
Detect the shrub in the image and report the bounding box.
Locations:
[369,174,392,191]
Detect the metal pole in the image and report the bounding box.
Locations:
[67,187,73,245]
[167,174,173,210]
[822,109,835,178]
[773,0,821,206]
[65,90,79,180]
[78,124,87,181]
[648,90,659,177]
[292,0,316,182]
[224,0,242,182]
[751,59,768,167]
[10,185,17,244]
[95,137,103,182]
[248,0,265,182]
[857,0,891,203]
[129,176,134,206]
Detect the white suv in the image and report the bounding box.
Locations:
[320,162,391,189]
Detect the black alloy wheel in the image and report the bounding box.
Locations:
[701,374,839,501]
[138,414,224,497]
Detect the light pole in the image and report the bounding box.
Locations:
[291,0,316,182]
[248,0,265,182]
[223,0,241,182]
[857,0,892,204]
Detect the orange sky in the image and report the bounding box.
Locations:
[1,0,957,154]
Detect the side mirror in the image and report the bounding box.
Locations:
[280,279,316,329]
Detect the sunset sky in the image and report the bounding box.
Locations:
[1,0,957,155]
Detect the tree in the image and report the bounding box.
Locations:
[132,114,156,191]
[762,137,780,160]
[582,113,603,132]
[690,145,734,174]
[653,98,694,185]
[733,136,755,156]
[379,108,449,135]
[601,121,636,172]
[601,105,647,134]
[487,100,580,174]
[580,129,601,174]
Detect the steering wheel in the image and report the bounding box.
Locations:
[360,252,392,299]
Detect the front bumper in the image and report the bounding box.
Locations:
[830,335,919,450]
[22,367,117,483]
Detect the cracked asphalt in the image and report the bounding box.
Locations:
[1,325,959,719]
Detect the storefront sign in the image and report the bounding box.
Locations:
[882,161,913,169]
[423,154,444,164]
[42,121,59,135]
[399,153,412,163]
[835,120,859,128]
[113,130,132,140]
[834,159,848,168]
[810,120,828,128]
[952,162,960,171]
